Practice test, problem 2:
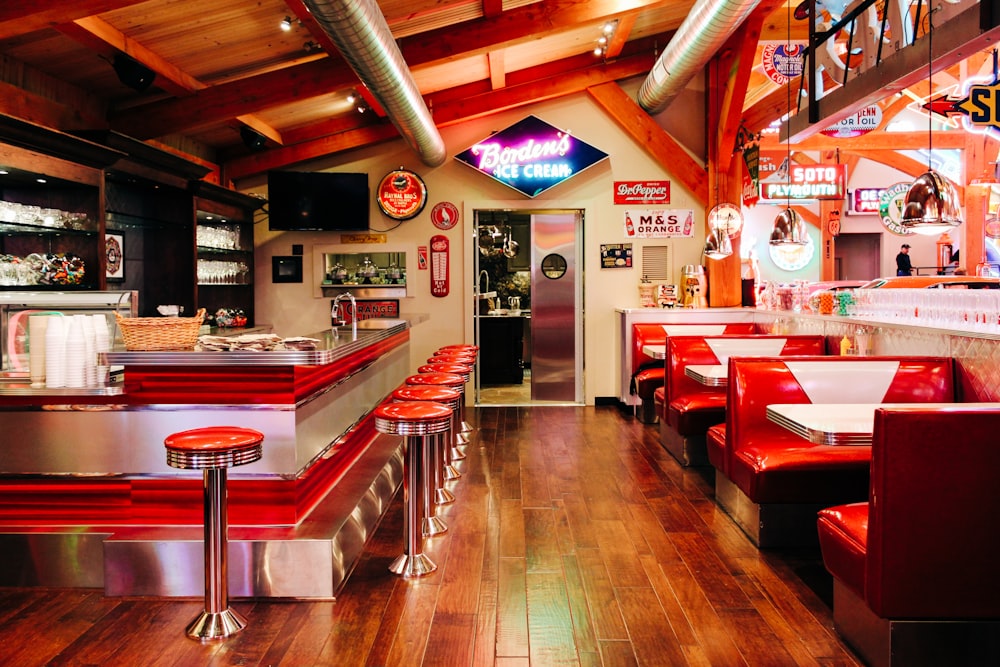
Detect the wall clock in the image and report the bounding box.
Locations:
[708,203,743,237]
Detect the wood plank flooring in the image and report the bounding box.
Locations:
[0,406,862,666]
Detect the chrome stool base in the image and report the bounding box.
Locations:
[389,552,437,577]
[443,463,461,480]
[186,607,248,642]
[434,487,456,504]
[422,515,448,537]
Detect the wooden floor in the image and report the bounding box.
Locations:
[0,406,862,666]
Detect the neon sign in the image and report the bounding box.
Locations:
[759,164,846,202]
[454,115,609,197]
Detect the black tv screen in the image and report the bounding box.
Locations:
[267,171,369,231]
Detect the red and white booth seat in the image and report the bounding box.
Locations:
[655,334,826,466]
[629,322,755,423]
[817,406,1000,667]
[715,356,956,547]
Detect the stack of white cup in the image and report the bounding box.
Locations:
[63,315,86,388]
[92,314,111,384]
[45,315,66,389]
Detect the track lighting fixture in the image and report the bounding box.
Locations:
[280,16,293,31]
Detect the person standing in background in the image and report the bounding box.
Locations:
[896,243,913,276]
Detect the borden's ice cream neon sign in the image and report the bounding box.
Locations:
[454,115,608,197]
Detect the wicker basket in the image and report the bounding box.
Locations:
[115,308,206,351]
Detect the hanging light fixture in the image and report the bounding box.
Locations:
[704,227,733,259]
[901,4,963,235]
[769,207,808,244]
[770,1,803,246]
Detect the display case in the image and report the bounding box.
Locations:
[193,183,260,327]
[0,290,138,375]
[320,251,408,301]
[0,147,105,291]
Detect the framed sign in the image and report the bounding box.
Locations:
[336,299,400,324]
[601,243,633,268]
[105,233,124,281]
[376,169,427,220]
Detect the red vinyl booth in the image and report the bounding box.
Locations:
[715,356,955,547]
[629,322,755,423]
[817,406,1000,667]
[655,334,826,466]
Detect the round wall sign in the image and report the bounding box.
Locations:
[767,236,815,271]
[820,105,883,138]
[877,182,912,236]
[761,44,804,86]
[376,169,428,220]
[430,201,459,230]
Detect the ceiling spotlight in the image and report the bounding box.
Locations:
[280,16,293,31]
[593,47,604,57]
[347,92,357,104]
[598,36,607,45]
[303,41,321,53]
[603,22,616,34]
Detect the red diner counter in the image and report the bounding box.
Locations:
[0,318,416,599]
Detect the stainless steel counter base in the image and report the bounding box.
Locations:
[0,432,404,599]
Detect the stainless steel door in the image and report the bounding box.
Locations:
[530,212,581,402]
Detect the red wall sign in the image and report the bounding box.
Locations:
[430,201,459,230]
[613,180,670,205]
[430,235,449,297]
[376,169,428,220]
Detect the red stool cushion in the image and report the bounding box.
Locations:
[164,426,263,452]
[406,372,464,389]
[419,363,470,377]
[393,385,460,406]
[431,354,475,365]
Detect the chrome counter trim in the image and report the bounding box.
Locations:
[101,319,408,366]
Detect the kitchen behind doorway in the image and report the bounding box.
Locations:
[473,209,583,406]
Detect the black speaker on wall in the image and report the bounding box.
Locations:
[112,54,156,92]
[240,126,267,151]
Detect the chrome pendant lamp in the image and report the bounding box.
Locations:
[901,5,963,235]
[769,1,805,246]
[769,207,808,244]
[704,227,733,259]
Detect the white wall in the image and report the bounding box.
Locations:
[250,84,709,403]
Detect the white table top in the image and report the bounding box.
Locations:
[684,364,727,386]
[765,402,979,446]
[766,403,878,445]
[642,344,665,359]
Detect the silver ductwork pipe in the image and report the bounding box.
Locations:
[637,0,762,115]
[301,0,447,167]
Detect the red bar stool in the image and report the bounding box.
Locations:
[419,361,473,451]
[392,385,461,520]
[438,344,479,356]
[405,372,466,478]
[164,426,264,642]
[374,400,452,577]
[424,357,474,433]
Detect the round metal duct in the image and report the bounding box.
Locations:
[301,0,446,167]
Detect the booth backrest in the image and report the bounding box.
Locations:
[724,356,956,474]
[665,334,826,405]
[865,406,1000,618]
[630,322,756,374]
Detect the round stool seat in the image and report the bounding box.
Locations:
[431,352,476,363]
[439,344,478,354]
[419,363,471,380]
[393,385,461,409]
[165,427,264,470]
[375,401,452,436]
[406,372,464,390]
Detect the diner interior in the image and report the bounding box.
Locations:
[2,1,1000,665]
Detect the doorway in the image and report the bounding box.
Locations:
[835,232,882,280]
[473,209,583,406]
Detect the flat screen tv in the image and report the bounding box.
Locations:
[267,171,370,231]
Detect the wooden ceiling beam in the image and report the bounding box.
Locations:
[604,13,638,60]
[587,82,708,205]
[0,0,144,40]
[110,57,357,139]
[224,50,655,182]
[488,51,505,90]
[759,130,967,151]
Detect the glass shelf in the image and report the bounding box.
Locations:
[196,245,251,255]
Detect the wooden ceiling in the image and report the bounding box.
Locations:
[0,1,995,190]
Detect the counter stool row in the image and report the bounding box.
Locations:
[374,345,478,578]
